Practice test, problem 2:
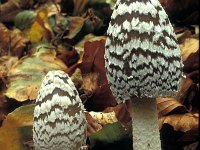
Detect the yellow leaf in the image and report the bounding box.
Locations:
[0,104,34,150]
[25,7,53,43]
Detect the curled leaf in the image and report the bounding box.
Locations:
[157,98,188,116]
[159,113,199,140]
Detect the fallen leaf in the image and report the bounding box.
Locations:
[180,38,199,62]
[56,45,80,67]
[0,1,21,23]
[0,104,34,150]
[85,112,103,137]
[25,7,53,43]
[89,122,131,148]
[5,43,68,102]
[0,56,18,78]
[0,23,29,57]
[176,76,194,104]
[74,34,106,53]
[160,0,199,24]
[64,16,85,39]
[157,98,188,116]
[81,40,117,111]
[73,0,89,15]
[159,113,199,136]
[14,10,36,30]
[81,73,99,96]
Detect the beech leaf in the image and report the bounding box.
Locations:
[5,44,68,101]
[157,98,188,116]
[89,122,131,148]
[0,23,29,57]
[0,104,34,150]
[25,7,53,43]
[159,113,199,141]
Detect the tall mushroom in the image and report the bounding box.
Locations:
[105,0,183,149]
[33,70,87,150]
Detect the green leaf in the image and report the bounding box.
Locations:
[14,10,36,30]
[89,122,131,148]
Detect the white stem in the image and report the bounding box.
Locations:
[132,98,161,150]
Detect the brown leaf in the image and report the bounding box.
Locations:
[56,45,80,67]
[73,0,89,15]
[176,76,194,104]
[85,112,103,137]
[159,113,199,141]
[0,56,18,78]
[180,38,199,62]
[157,98,188,117]
[81,40,117,111]
[0,0,36,22]
[160,0,199,24]
[64,17,85,39]
[180,38,199,72]
[0,94,7,126]
[81,73,99,95]
[0,23,29,57]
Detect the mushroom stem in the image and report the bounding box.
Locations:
[132,98,161,150]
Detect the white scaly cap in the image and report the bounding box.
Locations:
[33,70,87,150]
[105,0,183,103]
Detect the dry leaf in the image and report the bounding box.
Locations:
[85,112,103,137]
[0,23,29,57]
[0,104,34,150]
[0,1,21,22]
[81,40,117,111]
[160,0,199,24]
[159,113,199,140]
[56,45,80,67]
[81,73,99,95]
[5,44,68,102]
[73,0,89,15]
[64,17,85,39]
[25,7,53,43]
[74,34,106,53]
[0,56,18,78]
[176,76,194,104]
[157,98,188,116]
[70,68,83,89]
[180,38,199,62]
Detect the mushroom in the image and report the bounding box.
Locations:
[33,70,87,150]
[104,0,183,150]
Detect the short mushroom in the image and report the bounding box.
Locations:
[33,70,87,150]
[105,0,183,150]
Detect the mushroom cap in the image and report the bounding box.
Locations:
[105,0,183,103]
[33,70,87,150]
